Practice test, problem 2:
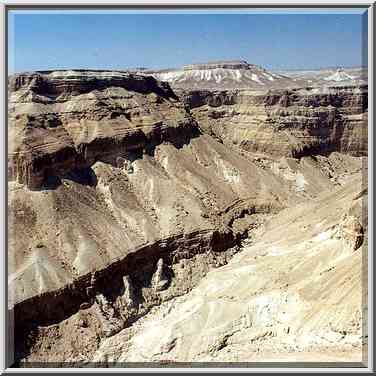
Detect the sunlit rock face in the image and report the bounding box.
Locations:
[8,67,367,365]
[8,70,187,189]
[9,69,300,310]
[93,176,366,363]
[181,85,367,158]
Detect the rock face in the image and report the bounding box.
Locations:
[9,70,367,190]
[339,214,364,252]
[8,67,367,365]
[8,70,190,189]
[92,176,366,363]
[9,70,302,324]
[151,259,169,291]
[182,85,367,158]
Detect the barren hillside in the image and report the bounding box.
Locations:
[8,64,368,366]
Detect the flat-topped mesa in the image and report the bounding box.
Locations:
[183,60,261,71]
[146,60,296,90]
[9,70,178,99]
[8,70,197,189]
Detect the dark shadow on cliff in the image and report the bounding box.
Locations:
[143,125,202,158]
[37,167,98,190]
[41,175,62,190]
[64,167,98,187]
[20,71,180,102]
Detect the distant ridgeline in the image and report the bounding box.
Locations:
[182,60,263,71]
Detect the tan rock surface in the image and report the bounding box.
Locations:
[183,86,367,158]
[8,69,367,365]
[92,175,366,363]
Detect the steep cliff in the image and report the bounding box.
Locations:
[8,70,192,189]
[181,85,367,158]
[9,71,308,315]
[8,69,367,365]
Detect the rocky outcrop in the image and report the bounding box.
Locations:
[181,85,367,158]
[8,70,177,98]
[151,259,169,291]
[91,175,365,363]
[339,215,364,252]
[9,71,367,189]
[9,71,305,361]
[8,68,367,365]
[8,70,366,306]
[8,70,189,189]
[11,228,240,363]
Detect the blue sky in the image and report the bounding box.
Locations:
[8,10,368,73]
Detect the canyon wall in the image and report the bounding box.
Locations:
[181,85,367,158]
[9,72,367,190]
[7,70,368,364]
[9,71,298,311]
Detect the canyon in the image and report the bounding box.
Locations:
[8,61,368,366]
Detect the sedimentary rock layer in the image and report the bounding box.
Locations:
[181,85,367,158]
[9,70,303,310]
[8,70,189,189]
[8,69,367,365]
[92,175,366,363]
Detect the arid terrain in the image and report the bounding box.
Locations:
[8,61,368,366]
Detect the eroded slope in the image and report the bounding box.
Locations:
[93,174,366,363]
[8,68,367,365]
[182,86,367,158]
